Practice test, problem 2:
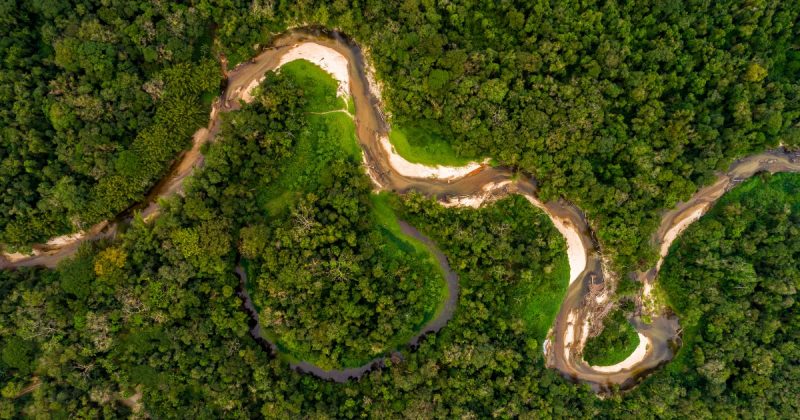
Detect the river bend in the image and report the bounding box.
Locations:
[2,27,799,391]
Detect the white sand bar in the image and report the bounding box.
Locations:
[3,231,85,261]
[590,333,650,373]
[278,43,351,98]
[240,43,352,104]
[660,206,706,257]
[240,79,263,103]
[440,195,486,209]
[46,231,85,247]
[276,44,490,183]
[379,136,487,181]
[657,205,707,270]
[3,251,40,262]
[523,195,587,284]
[439,181,511,208]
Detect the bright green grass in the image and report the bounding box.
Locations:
[715,171,800,210]
[279,59,347,112]
[287,58,475,168]
[388,122,479,167]
[514,253,570,341]
[489,196,571,343]
[259,60,359,217]
[249,60,448,367]
[401,194,570,346]
[260,112,358,217]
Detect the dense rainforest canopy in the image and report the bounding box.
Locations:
[259,0,800,272]
[657,173,800,416]
[0,0,219,248]
[3,0,798,269]
[1,0,800,418]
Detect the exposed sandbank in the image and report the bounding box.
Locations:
[278,42,350,98]
[656,205,707,269]
[523,196,587,285]
[379,136,488,181]
[590,333,650,373]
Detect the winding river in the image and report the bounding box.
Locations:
[2,27,799,391]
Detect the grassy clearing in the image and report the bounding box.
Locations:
[286,61,479,169]
[398,194,571,347]
[388,122,479,167]
[278,59,347,112]
[258,60,359,217]
[583,305,640,366]
[248,59,448,367]
[514,253,570,341]
[499,196,571,343]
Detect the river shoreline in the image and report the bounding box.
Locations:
[2,26,799,393]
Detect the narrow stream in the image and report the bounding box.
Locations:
[234,221,459,382]
[3,26,799,391]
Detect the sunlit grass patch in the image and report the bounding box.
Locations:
[388,122,479,167]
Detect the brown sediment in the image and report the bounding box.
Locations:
[544,149,800,392]
[3,26,800,392]
[119,388,143,413]
[465,164,488,178]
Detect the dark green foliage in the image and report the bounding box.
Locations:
[0,67,593,418]
[201,62,446,368]
[248,168,444,368]
[399,193,570,342]
[649,173,800,416]
[0,1,219,248]
[1,337,35,375]
[232,0,800,272]
[2,1,800,417]
[57,247,95,300]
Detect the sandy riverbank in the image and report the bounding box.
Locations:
[523,196,587,285]
[590,333,650,373]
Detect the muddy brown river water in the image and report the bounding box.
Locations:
[2,27,799,392]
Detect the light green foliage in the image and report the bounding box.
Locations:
[388,122,478,167]
[238,224,270,259]
[238,62,446,368]
[399,194,569,343]
[744,62,768,82]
